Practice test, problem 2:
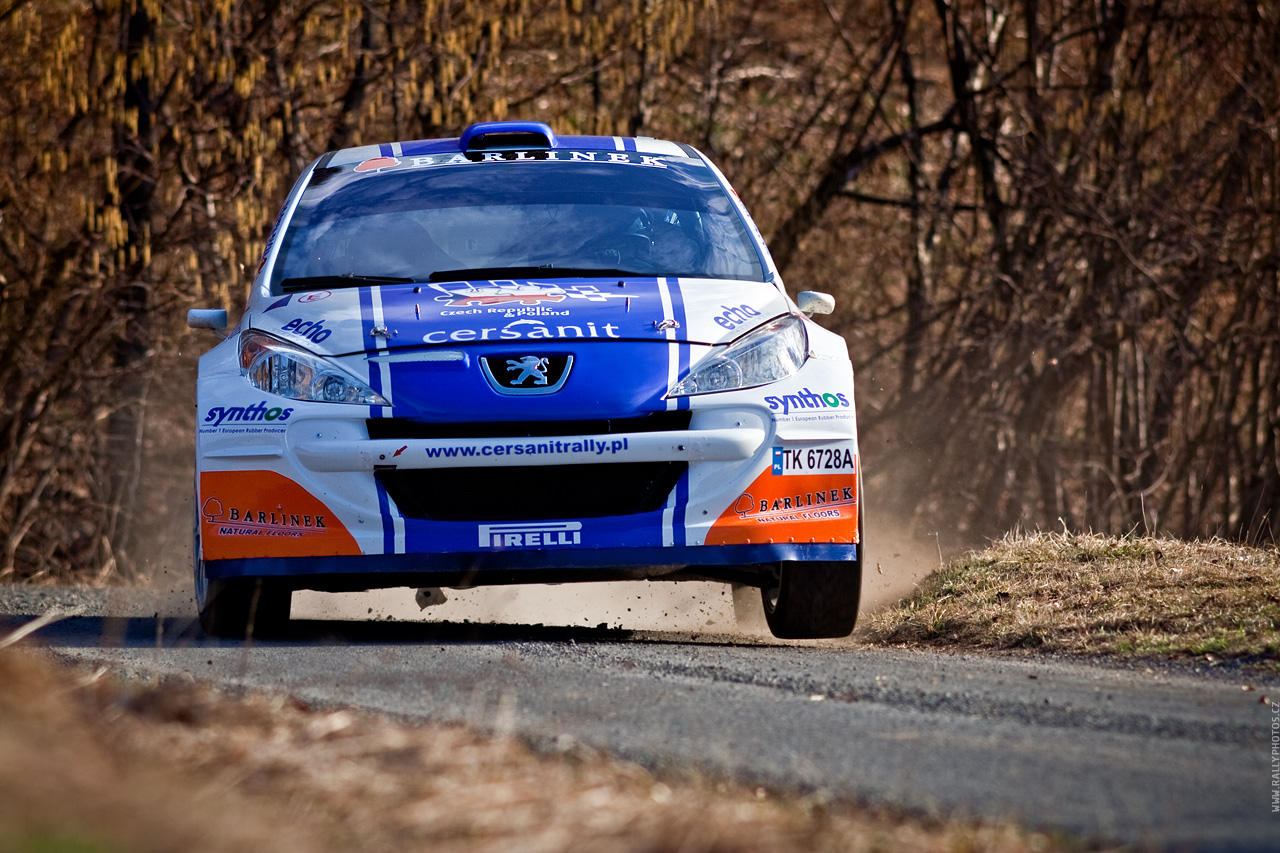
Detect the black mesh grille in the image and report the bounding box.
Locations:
[369,412,691,521]
[377,462,686,521]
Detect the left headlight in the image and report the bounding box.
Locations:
[239,330,390,405]
[668,313,809,397]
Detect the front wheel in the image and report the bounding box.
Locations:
[760,468,864,639]
[198,577,291,639]
[195,516,290,638]
[761,560,862,639]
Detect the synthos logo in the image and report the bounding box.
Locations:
[282,316,332,343]
[203,401,294,428]
[764,388,850,416]
[478,522,582,548]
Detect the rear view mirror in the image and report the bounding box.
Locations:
[796,291,835,316]
[187,309,228,333]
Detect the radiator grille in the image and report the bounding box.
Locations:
[377,462,686,521]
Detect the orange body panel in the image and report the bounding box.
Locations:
[199,470,359,560]
[706,468,859,546]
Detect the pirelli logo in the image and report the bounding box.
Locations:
[478,522,583,548]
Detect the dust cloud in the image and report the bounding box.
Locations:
[126,511,947,634]
[291,581,739,632]
[858,521,945,611]
[288,520,943,633]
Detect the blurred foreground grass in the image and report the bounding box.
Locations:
[0,646,1073,853]
[860,532,1280,672]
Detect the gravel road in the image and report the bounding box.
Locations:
[5,584,1277,851]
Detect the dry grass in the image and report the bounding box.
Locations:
[0,648,1084,853]
[859,532,1280,670]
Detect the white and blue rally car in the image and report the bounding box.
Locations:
[188,121,862,639]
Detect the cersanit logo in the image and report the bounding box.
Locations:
[764,388,851,416]
[203,401,294,427]
[479,522,583,548]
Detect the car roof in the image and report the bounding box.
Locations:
[321,121,697,169]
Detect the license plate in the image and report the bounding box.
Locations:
[771,446,857,475]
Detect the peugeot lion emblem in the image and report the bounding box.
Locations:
[480,354,574,396]
[506,356,550,386]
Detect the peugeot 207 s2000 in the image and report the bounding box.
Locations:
[188,121,862,640]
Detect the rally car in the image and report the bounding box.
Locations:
[188,120,863,640]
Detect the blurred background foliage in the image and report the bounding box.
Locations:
[0,0,1276,582]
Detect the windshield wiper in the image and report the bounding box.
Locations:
[281,274,416,293]
[429,267,640,283]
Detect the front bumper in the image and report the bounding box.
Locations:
[202,541,859,591]
[293,427,766,471]
[196,351,860,590]
[197,400,860,588]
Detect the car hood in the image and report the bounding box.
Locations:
[250,277,791,355]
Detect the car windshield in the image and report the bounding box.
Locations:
[268,149,767,293]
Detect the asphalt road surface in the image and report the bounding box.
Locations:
[5,585,1277,851]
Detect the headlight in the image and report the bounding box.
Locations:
[239,330,390,405]
[668,314,809,397]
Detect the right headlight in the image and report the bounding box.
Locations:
[239,330,389,405]
[668,314,809,397]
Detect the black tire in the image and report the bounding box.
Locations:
[761,560,862,639]
[198,577,291,639]
[194,514,290,638]
[761,469,864,639]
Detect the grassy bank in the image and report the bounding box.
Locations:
[860,532,1280,671]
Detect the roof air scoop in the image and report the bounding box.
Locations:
[460,121,557,151]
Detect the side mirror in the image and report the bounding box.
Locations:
[187,309,228,334]
[796,291,835,316]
